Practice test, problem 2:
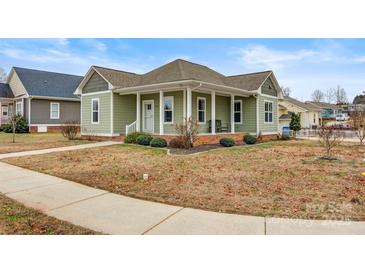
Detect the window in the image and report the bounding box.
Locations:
[234,100,242,124]
[197,97,206,124]
[264,101,273,123]
[163,96,174,124]
[91,98,99,124]
[313,114,316,123]
[15,101,22,115]
[50,102,60,119]
[2,106,8,117]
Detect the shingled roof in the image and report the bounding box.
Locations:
[305,101,341,110]
[225,71,272,91]
[14,67,83,99]
[353,95,365,105]
[0,83,13,98]
[284,96,321,112]
[87,59,275,92]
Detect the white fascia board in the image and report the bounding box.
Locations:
[74,66,114,95]
[30,95,80,101]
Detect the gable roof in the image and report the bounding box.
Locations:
[305,101,341,110]
[225,71,272,91]
[0,83,13,98]
[77,59,280,95]
[93,66,141,88]
[284,96,321,112]
[13,67,83,99]
[140,59,226,86]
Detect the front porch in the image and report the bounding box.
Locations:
[119,85,258,137]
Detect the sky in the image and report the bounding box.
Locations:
[1,38,365,101]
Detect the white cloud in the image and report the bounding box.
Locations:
[233,45,317,69]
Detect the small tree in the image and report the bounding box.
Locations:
[350,108,365,145]
[318,127,344,159]
[289,113,301,138]
[8,114,24,143]
[174,117,199,149]
[61,121,79,140]
[311,89,325,102]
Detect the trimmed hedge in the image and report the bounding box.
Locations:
[136,135,153,146]
[219,137,235,147]
[150,138,167,148]
[243,134,257,145]
[124,132,150,144]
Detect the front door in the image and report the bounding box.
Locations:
[143,100,154,133]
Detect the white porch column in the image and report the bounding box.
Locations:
[211,90,216,134]
[231,94,235,133]
[186,87,192,121]
[136,91,140,131]
[159,90,164,135]
[183,89,186,121]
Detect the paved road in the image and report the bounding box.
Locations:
[0,161,364,234]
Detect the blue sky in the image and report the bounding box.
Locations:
[1,38,365,101]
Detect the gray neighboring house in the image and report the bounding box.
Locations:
[5,67,83,132]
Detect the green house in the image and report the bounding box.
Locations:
[75,59,283,142]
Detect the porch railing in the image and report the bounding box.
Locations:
[126,121,137,135]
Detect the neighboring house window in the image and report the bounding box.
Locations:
[197,97,206,124]
[163,96,174,124]
[50,102,60,119]
[91,98,99,124]
[234,100,242,124]
[313,114,316,123]
[264,101,273,123]
[2,106,8,117]
[15,101,22,115]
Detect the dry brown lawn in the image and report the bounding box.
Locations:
[4,140,365,221]
[0,132,93,154]
[0,193,98,234]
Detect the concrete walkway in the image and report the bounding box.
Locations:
[0,162,364,234]
[0,141,122,159]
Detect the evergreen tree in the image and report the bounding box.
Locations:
[289,113,301,138]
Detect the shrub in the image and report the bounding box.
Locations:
[2,115,29,133]
[61,121,79,140]
[219,137,235,147]
[136,135,153,146]
[124,132,150,144]
[169,137,185,148]
[150,138,167,148]
[243,134,257,145]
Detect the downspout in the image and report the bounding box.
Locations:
[254,94,260,136]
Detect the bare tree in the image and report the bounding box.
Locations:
[8,114,23,143]
[174,117,199,149]
[311,89,325,102]
[325,89,335,104]
[0,67,7,83]
[350,107,365,145]
[318,127,344,159]
[61,121,79,140]
[332,85,348,104]
[281,86,292,97]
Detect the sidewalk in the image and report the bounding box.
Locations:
[0,141,122,159]
[1,161,364,234]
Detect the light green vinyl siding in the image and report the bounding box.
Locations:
[215,95,230,132]
[258,94,278,133]
[235,96,257,133]
[192,92,211,133]
[163,91,183,134]
[261,77,278,97]
[83,72,109,93]
[113,94,136,134]
[81,92,111,134]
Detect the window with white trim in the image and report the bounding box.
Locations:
[2,106,8,117]
[91,98,99,124]
[163,96,173,124]
[264,101,273,123]
[50,102,60,119]
[15,101,22,115]
[197,97,206,124]
[234,100,242,124]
